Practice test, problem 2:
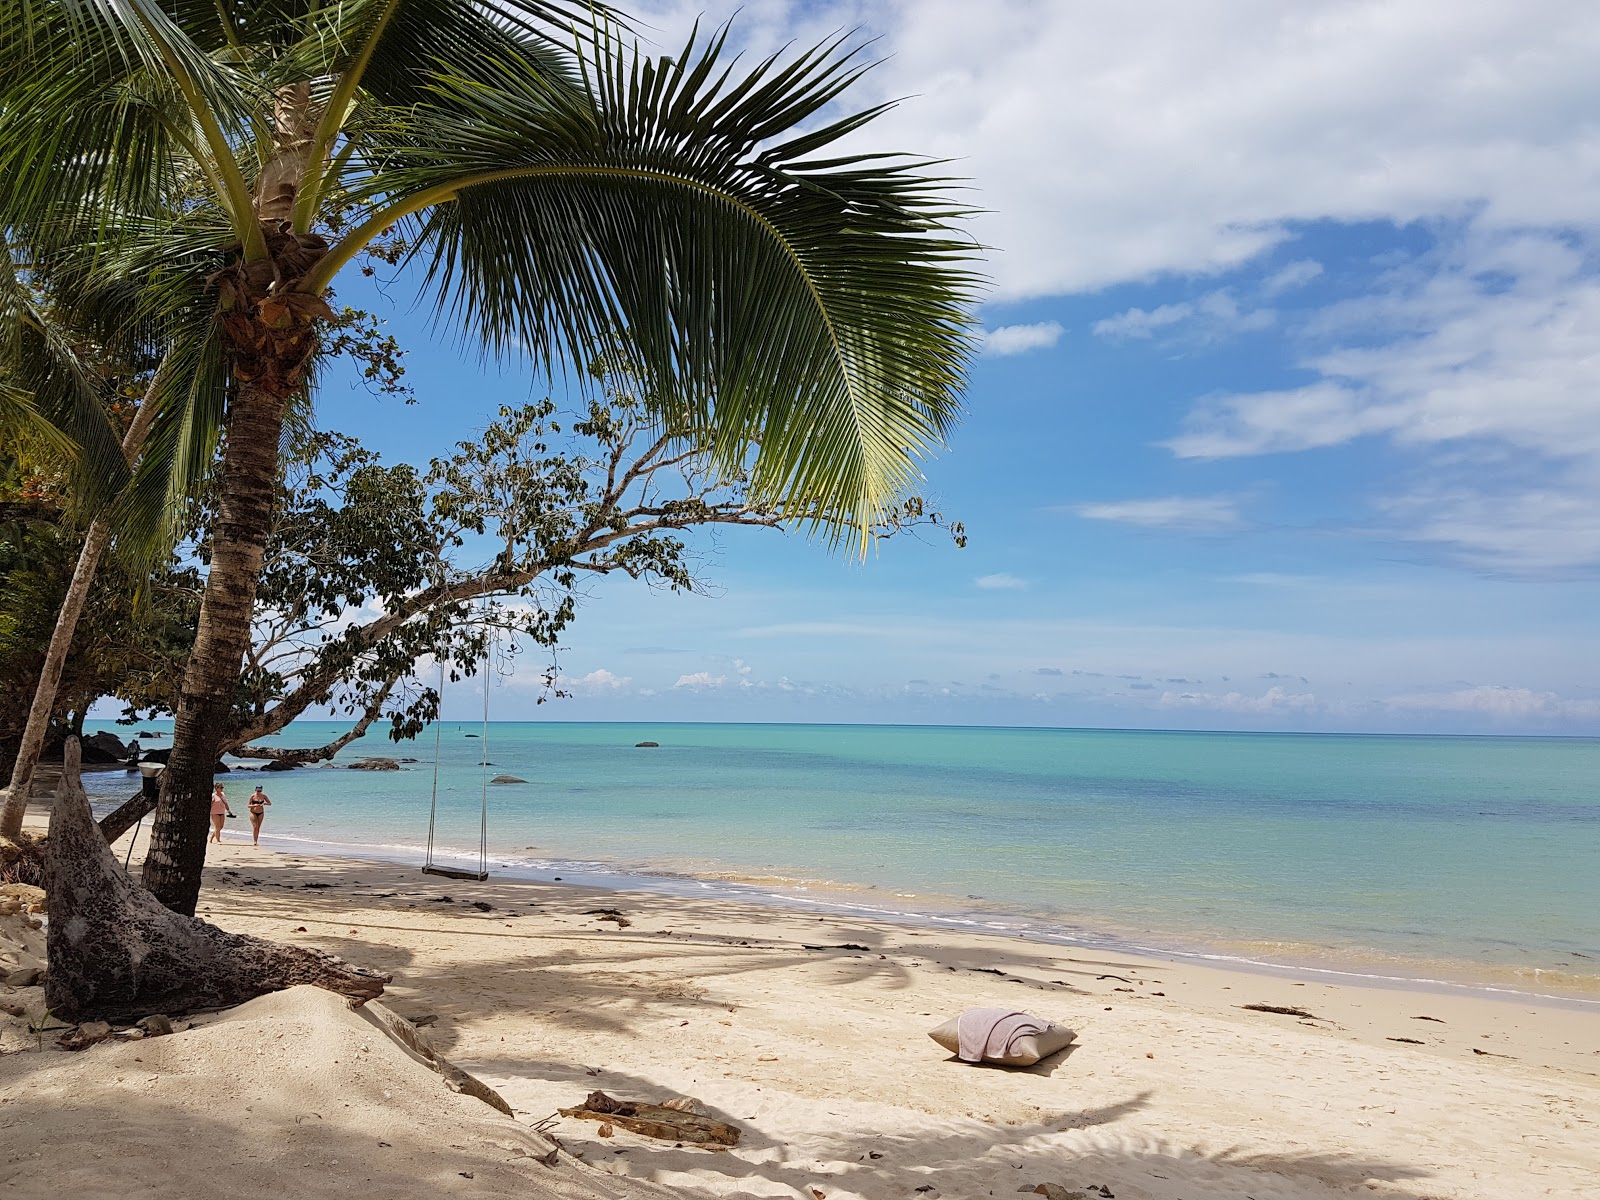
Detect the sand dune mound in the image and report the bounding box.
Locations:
[0,986,672,1200]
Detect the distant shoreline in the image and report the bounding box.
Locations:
[83,716,1600,741]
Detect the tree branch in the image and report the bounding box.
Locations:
[229,677,397,762]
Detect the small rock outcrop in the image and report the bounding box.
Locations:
[259,760,300,772]
[489,774,527,784]
[80,731,127,764]
[635,741,660,748]
[348,758,400,771]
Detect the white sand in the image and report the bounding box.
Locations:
[3,827,1597,1200]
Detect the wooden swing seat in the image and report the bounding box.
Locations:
[421,865,489,882]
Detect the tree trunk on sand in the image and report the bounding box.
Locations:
[0,377,167,840]
[47,738,387,1023]
[141,221,331,916]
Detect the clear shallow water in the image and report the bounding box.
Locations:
[87,721,1600,999]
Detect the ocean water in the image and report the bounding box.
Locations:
[85,721,1600,1000]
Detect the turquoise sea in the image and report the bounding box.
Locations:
[84,721,1600,1001]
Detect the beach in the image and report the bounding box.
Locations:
[5,820,1597,1200]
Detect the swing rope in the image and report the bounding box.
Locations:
[422,619,491,882]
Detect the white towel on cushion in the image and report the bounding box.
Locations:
[955,1006,1049,1063]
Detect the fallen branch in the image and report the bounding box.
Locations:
[1239,1004,1321,1020]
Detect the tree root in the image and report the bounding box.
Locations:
[46,739,388,1023]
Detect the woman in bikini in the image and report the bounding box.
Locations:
[247,785,272,846]
[208,783,235,842]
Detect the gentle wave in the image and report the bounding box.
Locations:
[226,825,1600,1009]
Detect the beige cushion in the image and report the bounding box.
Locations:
[928,1016,1077,1067]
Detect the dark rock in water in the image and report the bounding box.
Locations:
[260,760,300,771]
[490,775,527,784]
[349,757,400,771]
[399,758,418,763]
[84,730,128,758]
[634,741,660,748]
[464,733,480,738]
[213,761,230,773]
[137,731,163,738]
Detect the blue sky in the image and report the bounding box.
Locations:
[304,1,1600,734]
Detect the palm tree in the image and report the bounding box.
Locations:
[0,235,160,841]
[1,0,978,916]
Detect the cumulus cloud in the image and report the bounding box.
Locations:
[1159,686,1320,714]
[1092,290,1273,344]
[1035,666,1063,676]
[672,672,727,690]
[975,573,1028,590]
[1072,496,1241,531]
[558,668,631,692]
[981,321,1064,356]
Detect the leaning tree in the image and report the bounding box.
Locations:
[1,1,978,916]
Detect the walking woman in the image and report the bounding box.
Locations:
[208,783,235,843]
[247,785,272,846]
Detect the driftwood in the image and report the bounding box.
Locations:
[358,999,514,1115]
[46,738,389,1023]
[1240,1003,1321,1019]
[558,1090,739,1147]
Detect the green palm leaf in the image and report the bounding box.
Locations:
[321,22,980,540]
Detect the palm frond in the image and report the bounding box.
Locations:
[335,23,982,541]
[112,303,229,561]
[0,237,129,510]
[0,0,267,249]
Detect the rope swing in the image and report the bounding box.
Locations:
[422,621,491,882]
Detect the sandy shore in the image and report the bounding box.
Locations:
[4,819,1599,1200]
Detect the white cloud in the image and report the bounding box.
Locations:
[1093,290,1273,344]
[1262,259,1324,296]
[673,671,728,689]
[1172,234,1600,461]
[630,2,1600,299]
[1158,686,1320,714]
[1072,496,1241,531]
[1385,685,1600,719]
[1166,381,1396,459]
[556,668,632,693]
[980,321,1064,356]
[975,573,1028,590]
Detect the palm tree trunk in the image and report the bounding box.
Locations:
[141,377,287,915]
[139,77,329,912]
[0,379,167,841]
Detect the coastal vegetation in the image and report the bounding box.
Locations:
[0,0,976,1018]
